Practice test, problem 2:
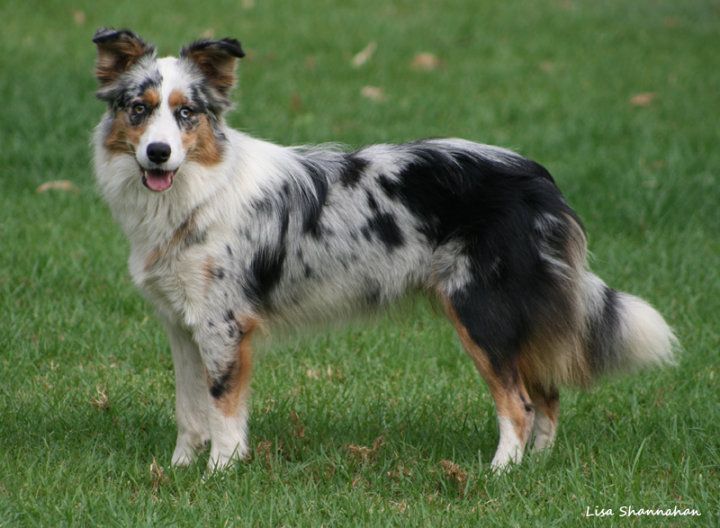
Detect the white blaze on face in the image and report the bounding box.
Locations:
[135,57,189,172]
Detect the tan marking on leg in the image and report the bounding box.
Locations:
[440,294,534,452]
[215,318,256,417]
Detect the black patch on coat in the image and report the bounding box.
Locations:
[243,205,289,310]
[360,225,371,241]
[364,212,405,251]
[376,144,578,247]
[339,155,368,188]
[299,159,330,238]
[365,190,379,212]
[244,244,286,309]
[210,362,235,399]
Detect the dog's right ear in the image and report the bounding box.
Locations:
[92,28,155,86]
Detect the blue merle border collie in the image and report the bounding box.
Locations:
[92,29,676,472]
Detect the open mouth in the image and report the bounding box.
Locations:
[142,169,176,192]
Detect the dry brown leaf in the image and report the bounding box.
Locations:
[304,55,317,71]
[539,60,556,73]
[351,41,377,68]
[36,180,79,193]
[201,28,215,39]
[90,385,110,411]
[630,92,657,107]
[73,10,86,26]
[440,459,468,495]
[351,475,366,488]
[289,410,305,438]
[255,440,273,467]
[361,86,386,102]
[390,500,408,513]
[410,52,441,72]
[290,92,303,114]
[149,457,167,491]
[386,465,412,480]
[346,435,384,462]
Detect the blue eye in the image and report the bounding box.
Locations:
[179,107,193,119]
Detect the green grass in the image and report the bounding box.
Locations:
[1,0,719,525]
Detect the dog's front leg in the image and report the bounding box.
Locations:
[161,318,211,467]
[193,313,257,472]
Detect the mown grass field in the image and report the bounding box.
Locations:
[1,0,718,525]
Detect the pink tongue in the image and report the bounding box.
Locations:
[144,170,174,192]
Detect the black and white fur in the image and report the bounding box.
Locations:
[92,29,676,472]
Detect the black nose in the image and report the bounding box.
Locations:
[147,142,171,164]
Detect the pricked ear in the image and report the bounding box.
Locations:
[92,28,155,86]
[180,38,245,99]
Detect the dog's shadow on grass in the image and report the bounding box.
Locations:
[10,393,500,470]
[247,402,501,466]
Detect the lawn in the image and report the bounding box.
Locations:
[1,0,718,526]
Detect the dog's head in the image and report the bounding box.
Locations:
[93,29,245,192]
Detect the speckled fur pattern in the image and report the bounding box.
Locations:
[92,29,676,472]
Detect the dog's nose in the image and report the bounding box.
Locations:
[147,142,171,164]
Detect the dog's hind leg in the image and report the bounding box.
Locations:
[161,319,211,467]
[440,294,535,472]
[527,383,559,452]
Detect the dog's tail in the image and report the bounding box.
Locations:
[576,270,677,380]
[526,214,677,387]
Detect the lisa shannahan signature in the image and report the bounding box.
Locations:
[584,505,701,518]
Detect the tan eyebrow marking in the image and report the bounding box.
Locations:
[169,89,189,109]
[141,87,160,107]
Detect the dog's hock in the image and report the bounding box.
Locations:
[92,28,155,86]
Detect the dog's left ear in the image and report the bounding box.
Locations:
[181,38,245,100]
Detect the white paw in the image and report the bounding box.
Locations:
[171,447,196,467]
[171,433,209,467]
[207,444,248,473]
[490,452,521,473]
